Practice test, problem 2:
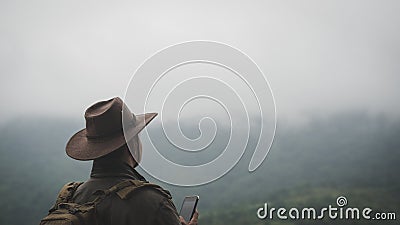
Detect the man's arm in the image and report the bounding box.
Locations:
[152,198,199,225]
[152,198,181,225]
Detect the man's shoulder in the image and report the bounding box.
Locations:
[106,181,179,224]
[116,180,173,206]
[128,181,172,198]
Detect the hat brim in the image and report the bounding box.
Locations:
[66,113,157,161]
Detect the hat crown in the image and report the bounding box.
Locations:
[84,97,135,138]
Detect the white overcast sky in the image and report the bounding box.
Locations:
[1,0,399,125]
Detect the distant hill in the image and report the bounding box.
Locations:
[0,113,399,225]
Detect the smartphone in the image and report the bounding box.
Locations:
[179,195,199,222]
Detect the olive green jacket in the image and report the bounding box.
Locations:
[71,162,181,225]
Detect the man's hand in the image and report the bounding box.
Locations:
[180,210,199,225]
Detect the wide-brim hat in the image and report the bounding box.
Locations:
[66,97,157,160]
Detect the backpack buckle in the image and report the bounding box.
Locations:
[68,208,78,214]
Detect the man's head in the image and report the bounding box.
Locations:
[66,97,156,165]
[93,135,142,168]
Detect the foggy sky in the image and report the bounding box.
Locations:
[1,0,399,125]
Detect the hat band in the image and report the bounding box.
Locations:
[86,119,136,140]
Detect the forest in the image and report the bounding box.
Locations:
[0,113,398,225]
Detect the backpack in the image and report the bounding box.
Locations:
[40,179,170,225]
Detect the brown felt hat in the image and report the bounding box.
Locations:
[66,97,157,160]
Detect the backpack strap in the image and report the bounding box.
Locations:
[56,182,83,204]
[91,180,171,203]
[49,179,171,212]
[49,181,83,213]
[115,180,172,200]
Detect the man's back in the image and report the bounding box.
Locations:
[72,162,181,225]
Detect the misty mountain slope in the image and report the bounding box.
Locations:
[0,116,91,225]
[161,113,400,209]
[0,113,399,225]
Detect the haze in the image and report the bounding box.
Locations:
[1,0,399,125]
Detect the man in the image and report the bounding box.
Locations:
[63,97,198,225]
